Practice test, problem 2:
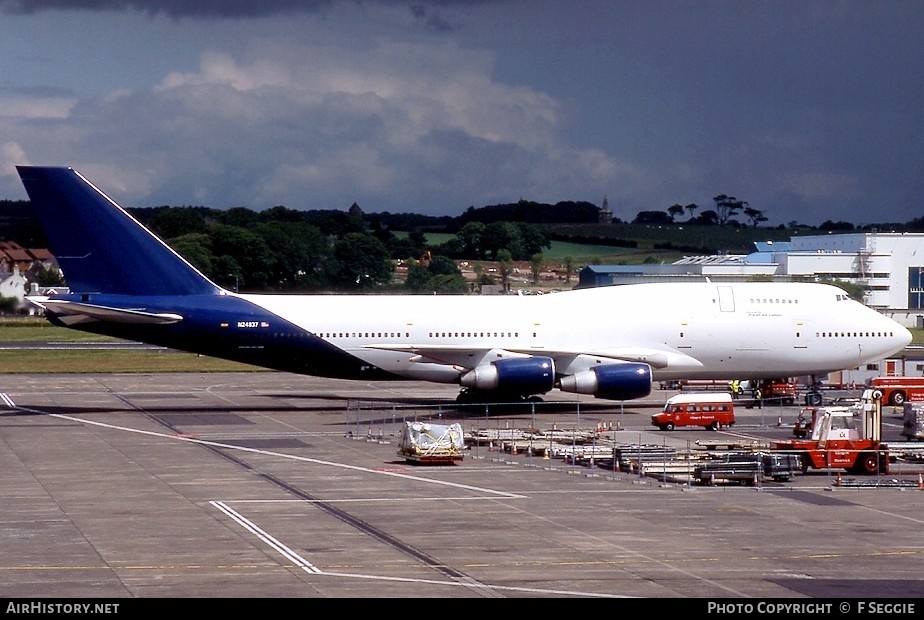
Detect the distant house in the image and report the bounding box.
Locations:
[0,240,34,273]
[0,241,60,312]
[0,265,27,308]
[25,247,56,272]
[0,241,58,276]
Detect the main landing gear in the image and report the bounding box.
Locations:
[455,388,544,405]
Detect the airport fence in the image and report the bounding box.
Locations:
[344,398,924,490]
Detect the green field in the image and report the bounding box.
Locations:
[545,222,794,252]
[411,222,790,264]
[538,240,663,262]
[0,319,262,374]
[0,349,263,374]
[419,232,636,259]
[412,233,683,264]
[0,318,115,342]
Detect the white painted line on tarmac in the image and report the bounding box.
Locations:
[211,499,627,598]
[212,501,322,574]
[313,568,628,597]
[20,407,525,499]
[10,403,621,596]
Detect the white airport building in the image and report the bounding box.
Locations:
[577,231,924,384]
[578,231,924,329]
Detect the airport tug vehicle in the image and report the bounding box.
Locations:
[773,389,888,475]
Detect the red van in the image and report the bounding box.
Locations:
[652,393,735,431]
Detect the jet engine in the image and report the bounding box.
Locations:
[460,356,555,395]
[558,363,652,400]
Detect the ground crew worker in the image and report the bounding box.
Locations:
[755,387,763,408]
[730,379,740,399]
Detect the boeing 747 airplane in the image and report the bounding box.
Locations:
[16,166,912,403]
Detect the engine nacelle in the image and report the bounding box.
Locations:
[460,356,555,395]
[558,363,652,400]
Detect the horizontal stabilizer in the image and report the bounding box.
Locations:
[28,298,183,325]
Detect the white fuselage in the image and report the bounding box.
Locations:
[243,281,912,385]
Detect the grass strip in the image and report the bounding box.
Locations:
[0,349,263,374]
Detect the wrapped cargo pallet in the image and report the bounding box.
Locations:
[398,421,464,464]
[902,402,924,440]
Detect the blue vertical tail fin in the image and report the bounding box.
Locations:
[17,166,221,296]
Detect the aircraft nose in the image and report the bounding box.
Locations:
[897,324,913,348]
[873,312,912,358]
[882,318,913,356]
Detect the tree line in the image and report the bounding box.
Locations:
[127,204,553,294]
[2,195,923,296]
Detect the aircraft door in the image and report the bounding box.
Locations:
[717,286,735,312]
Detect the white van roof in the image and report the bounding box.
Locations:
[665,392,733,405]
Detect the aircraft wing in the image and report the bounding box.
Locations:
[361,343,700,399]
[26,297,184,325]
[575,346,704,370]
[362,343,703,371]
[361,344,524,370]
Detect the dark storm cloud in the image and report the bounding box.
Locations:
[409,3,458,33]
[1,1,919,226]
[0,0,336,18]
[0,0,483,19]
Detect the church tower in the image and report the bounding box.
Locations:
[598,195,613,224]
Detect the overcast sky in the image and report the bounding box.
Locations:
[0,0,921,227]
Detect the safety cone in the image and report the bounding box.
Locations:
[511,444,518,455]
[488,441,494,452]
[918,473,923,490]
[836,472,842,486]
